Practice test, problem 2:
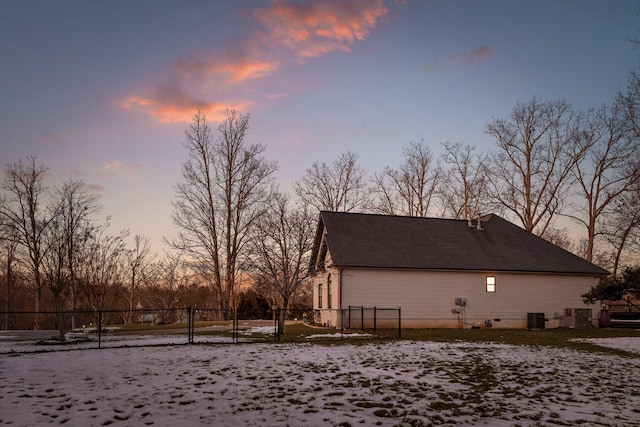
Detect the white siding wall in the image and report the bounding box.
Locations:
[312,268,340,327]
[341,268,600,329]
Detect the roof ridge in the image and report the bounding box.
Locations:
[320,211,495,223]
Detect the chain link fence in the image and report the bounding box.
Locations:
[0,308,275,354]
[306,306,402,339]
[1,305,402,354]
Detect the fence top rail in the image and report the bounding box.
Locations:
[0,308,191,315]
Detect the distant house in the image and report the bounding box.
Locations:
[309,211,608,329]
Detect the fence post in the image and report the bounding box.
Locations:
[360,306,364,331]
[233,310,238,344]
[98,311,102,349]
[373,306,377,332]
[274,307,280,343]
[192,308,196,344]
[187,307,192,344]
[348,306,351,329]
[398,307,402,338]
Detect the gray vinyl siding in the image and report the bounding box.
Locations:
[340,268,598,328]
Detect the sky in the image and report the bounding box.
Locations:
[2,335,640,425]
[1,0,639,253]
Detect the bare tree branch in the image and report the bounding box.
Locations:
[440,141,490,220]
[371,142,443,217]
[245,192,315,333]
[571,101,640,263]
[486,97,584,235]
[294,151,369,212]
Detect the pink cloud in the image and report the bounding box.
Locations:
[37,131,67,145]
[102,161,140,174]
[121,84,252,123]
[424,45,494,73]
[266,92,287,100]
[254,0,389,59]
[121,1,393,123]
[174,52,277,84]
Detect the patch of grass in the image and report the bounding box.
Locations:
[113,322,190,332]
[373,408,401,418]
[352,400,394,409]
[429,400,460,411]
[399,328,640,354]
[279,323,338,342]
[256,323,640,354]
[326,391,345,397]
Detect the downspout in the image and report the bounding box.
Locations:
[338,267,343,309]
[338,267,343,329]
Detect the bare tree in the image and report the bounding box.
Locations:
[486,97,584,235]
[41,212,70,339]
[294,151,369,212]
[144,251,190,313]
[1,221,21,330]
[540,227,575,253]
[122,235,154,323]
[603,180,640,274]
[440,141,489,220]
[56,179,101,328]
[245,193,315,333]
[620,67,640,136]
[0,157,54,327]
[603,66,640,271]
[169,109,277,318]
[570,102,640,263]
[75,220,128,318]
[371,142,443,217]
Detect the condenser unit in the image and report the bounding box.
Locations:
[527,312,545,329]
[562,308,592,329]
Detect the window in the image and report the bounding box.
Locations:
[486,276,496,293]
[327,274,332,309]
[318,283,323,308]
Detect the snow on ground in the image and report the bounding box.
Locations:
[1,338,639,426]
[576,337,640,355]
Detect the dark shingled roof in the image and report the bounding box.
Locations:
[313,211,609,276]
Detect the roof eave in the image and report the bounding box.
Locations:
[329,264,608,276]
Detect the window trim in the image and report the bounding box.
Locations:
[318,283,323,308]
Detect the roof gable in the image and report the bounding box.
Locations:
[310,211,608,276]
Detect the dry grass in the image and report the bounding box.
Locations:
[278,322,640,355]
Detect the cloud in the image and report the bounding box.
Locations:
[85,183,106,194]
[266,92,287,100]
[37,131,67,145]
[254,0,389,59]
[174,52,277,84]
[122,0,391,123]
[101,161,140,175]
[121,84,252,123]
[424,45,494,73]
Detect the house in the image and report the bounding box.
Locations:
[309,211,609,329]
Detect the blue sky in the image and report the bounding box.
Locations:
[1,0,638,251]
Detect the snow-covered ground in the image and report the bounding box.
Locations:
[1,337,639,426]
